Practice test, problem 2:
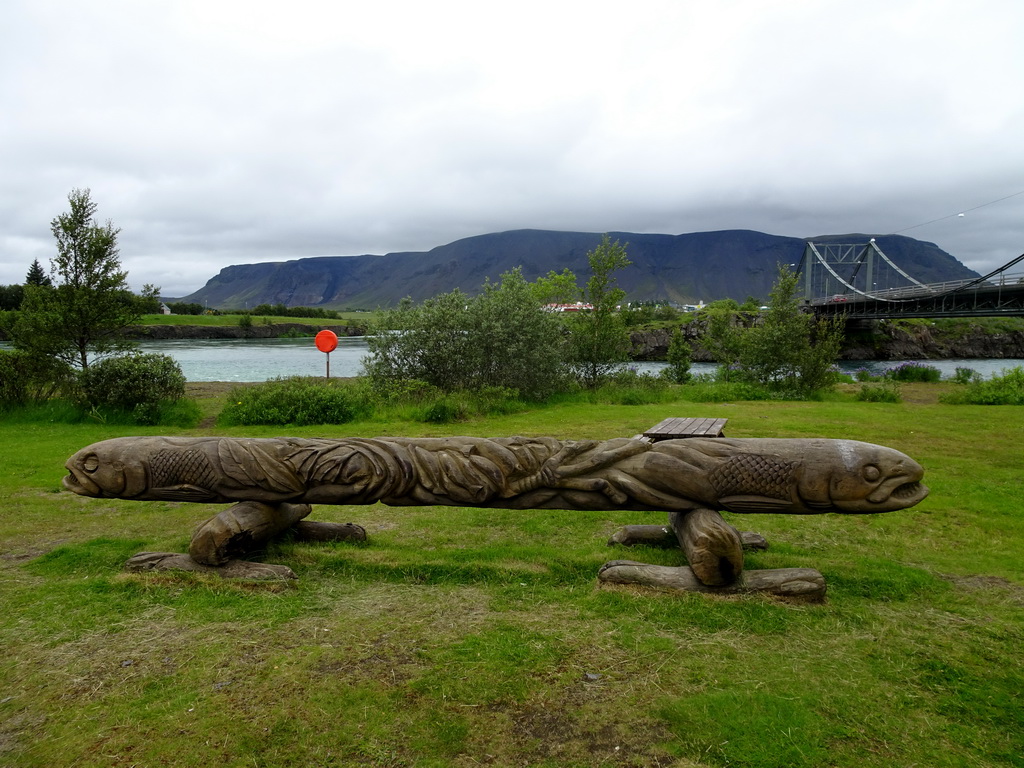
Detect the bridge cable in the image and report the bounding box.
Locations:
[890,189,1024,235]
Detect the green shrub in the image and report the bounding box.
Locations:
[78,353,186,413]
[219,376,374,426]
[940,366,1024,405]
[0,349,74,405]
[952,366,980,384]
[884,362,941,382]
[853,368,878,382]
[855,381,902,403]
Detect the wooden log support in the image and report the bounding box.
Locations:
[189,501,312,566]
[669,509,745,586]
[291,520,367,543]
[608,524,768,551]
[598,560,826,602]
[124,552,297,580]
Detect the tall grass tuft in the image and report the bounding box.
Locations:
[856,380,902,403]
[589,368,671,405]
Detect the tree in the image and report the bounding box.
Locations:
[701,264,843,397]
[568,235,633,387]
[10,189,151,370]
[665,329,693,383]
[0,284,24,311]
[25,259,52,287]
[364,269,569,399]
[530,267,579,306]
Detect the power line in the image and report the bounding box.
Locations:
[891,188,1024,235]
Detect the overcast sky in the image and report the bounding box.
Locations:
[2,0,1022,297]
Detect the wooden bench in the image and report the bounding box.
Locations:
[636,417,728,442]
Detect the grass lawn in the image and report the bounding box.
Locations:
[1,388,1021,767]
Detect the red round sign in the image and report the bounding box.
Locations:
[315,330,339,353]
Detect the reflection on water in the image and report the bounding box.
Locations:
[5,337,1021,382]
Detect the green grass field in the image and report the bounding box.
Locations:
[1,389,1021,767]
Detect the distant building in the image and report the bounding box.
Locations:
[543,302,594,312]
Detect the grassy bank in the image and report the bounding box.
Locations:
[1,393,1021,767]
[138,312,374,326]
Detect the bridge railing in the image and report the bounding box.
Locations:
[810,270,1024,305]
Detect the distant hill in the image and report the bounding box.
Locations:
[179,229,978,309]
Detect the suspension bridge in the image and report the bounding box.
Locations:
[801,240,1024,319]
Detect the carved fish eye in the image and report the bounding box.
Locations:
[862,464,881,482]
[83,454,99,473]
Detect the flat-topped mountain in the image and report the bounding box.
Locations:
[179,229,977,309]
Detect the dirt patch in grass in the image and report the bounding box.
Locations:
[186,381,254,399]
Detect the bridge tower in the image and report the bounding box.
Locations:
[799,239,930,301]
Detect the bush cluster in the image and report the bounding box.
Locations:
[952,366,980,384]
[78,353,187,424]
[884,362,941,382]
[364,269,568,400]
[219,377,374,426]
[0,349,74,405]
[941,366,1024,405]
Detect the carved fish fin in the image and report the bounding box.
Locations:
[804,500,836,511]
[219,440,306,495]
[155,485,221,502]
[719,495,792,513]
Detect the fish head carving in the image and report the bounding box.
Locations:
[799,439,929,513]
[63,438,150,499]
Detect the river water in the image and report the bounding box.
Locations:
[4,336,1021,381]
[124,338,1023,382]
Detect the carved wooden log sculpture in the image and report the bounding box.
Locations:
[608,525,768,551]
[190,501,312,566]
[599,560,827,602]
[669,509,744,586]
[188,502,368,566]
[63,435,928,592]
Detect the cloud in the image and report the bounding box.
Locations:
[1,0,1022,296]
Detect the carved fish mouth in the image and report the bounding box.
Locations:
[63,469,99,497]
[868,479,928,510]
[892,480,926,501]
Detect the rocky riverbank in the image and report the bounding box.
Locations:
[629,318,1024,361]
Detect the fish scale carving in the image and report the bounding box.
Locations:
[710,454,795,499]
[150,449,216,489]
